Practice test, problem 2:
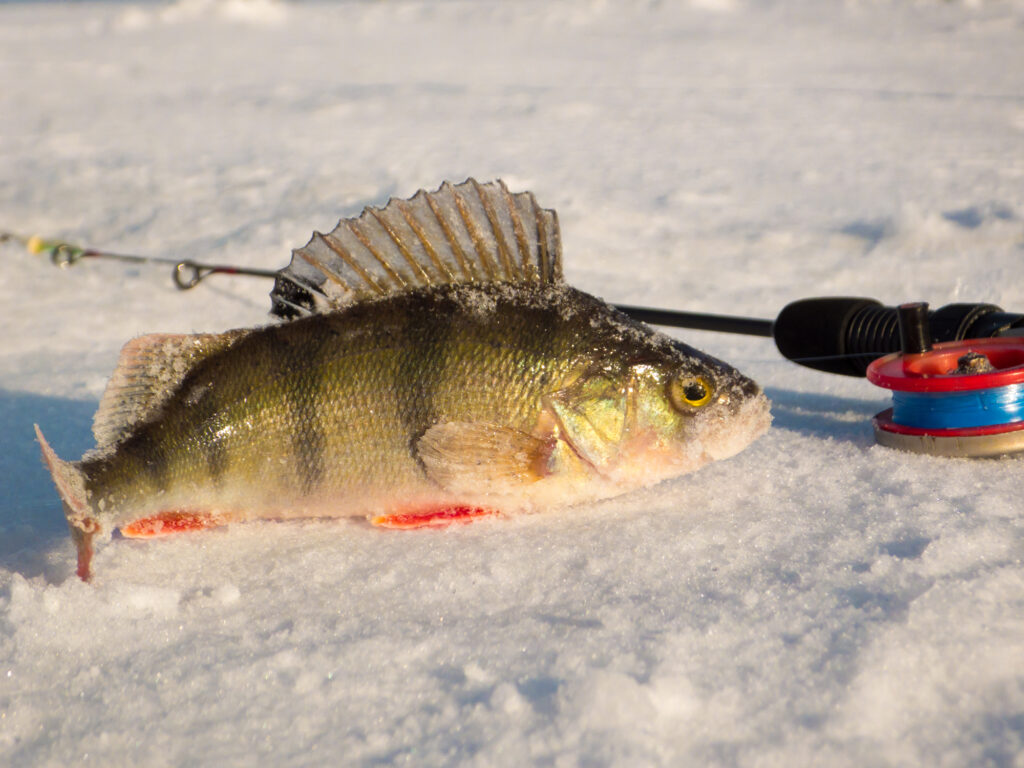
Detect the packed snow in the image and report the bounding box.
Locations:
[2,0,1023,765]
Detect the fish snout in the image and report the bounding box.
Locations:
[702,385,772,462]
[711,370,763,413]
[736,375,762,400]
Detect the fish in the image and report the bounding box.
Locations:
[37,179,771,581]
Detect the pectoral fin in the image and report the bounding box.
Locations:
[416,421,552,495]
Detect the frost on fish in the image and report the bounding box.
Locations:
[37,179,771,581]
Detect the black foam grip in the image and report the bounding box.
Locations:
[773,297,891,376]
[773,298,1016,377]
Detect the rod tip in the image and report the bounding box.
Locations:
[26,234,45,254]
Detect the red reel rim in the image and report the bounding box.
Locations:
[866,337,1024,392]
[872,409,1024,457]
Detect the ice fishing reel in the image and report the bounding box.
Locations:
[765,298,1024,457]
[865,303,1024,457]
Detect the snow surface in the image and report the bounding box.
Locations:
[2,0,1023,765]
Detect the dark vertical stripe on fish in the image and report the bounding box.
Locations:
[191,382,229,487]
[126,428,170,491]
[395,292,457,469]
[518,295,567,396]
[204,434,229,487]
[275,325,327,495]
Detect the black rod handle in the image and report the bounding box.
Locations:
[620,296,1024,378]
[614,305,774,337]
[773,297,1024,376]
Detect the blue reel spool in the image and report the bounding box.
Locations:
[867,336,1024,457]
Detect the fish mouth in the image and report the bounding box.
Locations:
[703,390,772,462]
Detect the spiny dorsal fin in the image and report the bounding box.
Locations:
[271,179,563,318]
[92,331,244,448]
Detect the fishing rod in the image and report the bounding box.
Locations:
[625,296,1024,376]
[1,231,278,290]
[9,229,1023,377]
[8,228,1024,458]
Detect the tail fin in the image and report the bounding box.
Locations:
[34,425,98,581]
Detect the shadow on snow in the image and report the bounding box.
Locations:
[764,386,884,448]
[0,389,97,580]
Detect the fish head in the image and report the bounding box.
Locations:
[547,336,771,491]
[625,340,771,479]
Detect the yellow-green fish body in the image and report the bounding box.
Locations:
[38,180,770,580]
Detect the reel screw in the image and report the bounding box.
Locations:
[897,302,932,356]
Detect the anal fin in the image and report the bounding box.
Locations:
[121,511,223,538]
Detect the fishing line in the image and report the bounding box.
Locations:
[890,385,1024,430]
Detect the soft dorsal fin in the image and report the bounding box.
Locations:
[271,179,563,318]
[92,331,243,449]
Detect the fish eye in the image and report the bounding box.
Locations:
[669,375,714,410]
